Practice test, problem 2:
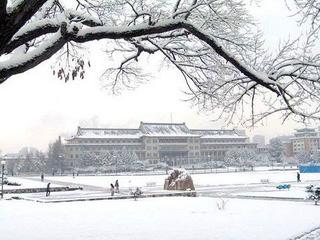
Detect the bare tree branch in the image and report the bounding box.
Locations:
[0,0,48,53]
[0,0,8,21]
[1,0,320,125]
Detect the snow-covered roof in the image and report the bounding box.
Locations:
[73,127,143,139]
[190,129,247,139]
[139,122,198,137]
[65,123,248,141]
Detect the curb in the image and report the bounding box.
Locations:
[15,191,197,203]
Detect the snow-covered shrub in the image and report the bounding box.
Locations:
[216,198,228,210]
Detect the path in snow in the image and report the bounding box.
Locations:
[22,177,107,191]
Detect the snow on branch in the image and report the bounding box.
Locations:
[0,31,66,82]
[1,0,320,125]
[3,19,61,55]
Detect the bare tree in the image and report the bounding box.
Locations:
[1,0,320,125]
[287,0,320,27]
[268,138,284,165]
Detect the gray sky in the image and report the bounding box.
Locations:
[0,0,314,153]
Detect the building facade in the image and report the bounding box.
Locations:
[252,135,266,148]
[64,122,257,167]
[291,128,320,155]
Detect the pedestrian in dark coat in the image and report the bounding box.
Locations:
[110,183,115,196]
[46,182,51,197]
[41,173,44,182]
[115,180,119,193]
[297,172,301,182]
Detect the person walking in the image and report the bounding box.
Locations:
[41,173,44,182]
[297,172,301,182]
[46,182,51,197]
[133,187,142,201]
[115,180,119,193]
[110,183,115,196]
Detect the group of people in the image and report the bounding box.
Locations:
[110,180,119,196]
[109,180,142,200]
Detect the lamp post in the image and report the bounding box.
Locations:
[1,160,6,199]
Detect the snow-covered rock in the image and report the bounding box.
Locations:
[164,168,195,191]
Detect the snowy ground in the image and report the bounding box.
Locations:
[237,185,309,199]
[6,170,320,200]
[1,197,320,240]
[39,169,320,189]
[2,170,320,239]
[3,177,61,190]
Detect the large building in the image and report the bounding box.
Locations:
[291,128,320,155]
[64,122,257,167]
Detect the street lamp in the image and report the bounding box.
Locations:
[1,160,6,199]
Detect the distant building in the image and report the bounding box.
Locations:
[252,135,266,148]
[269,135,294,158]
[256,145,269,154]
[291,128,320,155]
[64,122,257,167]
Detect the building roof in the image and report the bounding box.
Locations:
[139,122,197,137]
[72,127,143,139]
[190,129,247,139]
[65,123,248,141]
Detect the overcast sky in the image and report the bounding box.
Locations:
[0,0,315,153]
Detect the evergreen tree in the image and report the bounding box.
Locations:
[47,137,65,173]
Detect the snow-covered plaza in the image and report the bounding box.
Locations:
[1,169,320,240]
